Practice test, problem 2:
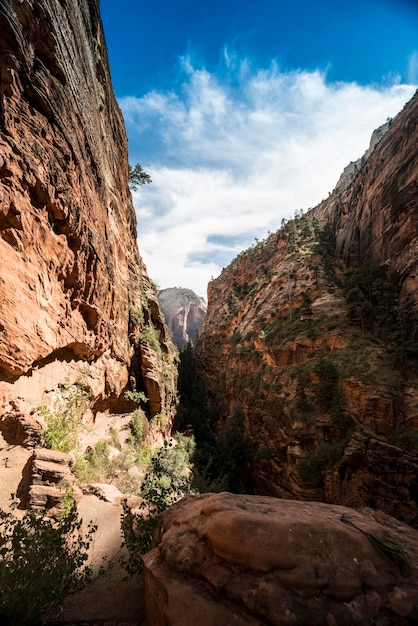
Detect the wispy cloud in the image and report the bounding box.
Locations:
[408,51,418,84]
[121,56,416,297]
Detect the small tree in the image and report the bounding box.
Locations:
[0,505,98,624]
[121,436,195,575]
[128,163,152,190]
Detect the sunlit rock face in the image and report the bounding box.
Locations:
[144,492,418,626]
[0,0,176,443]
[194,91,418,525]
[158,287,207,350]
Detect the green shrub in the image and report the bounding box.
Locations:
[39,380,91,452]
[124,389,148,405]
[129,306,144,325]
[121,437,195,575]
[73,441,113,484]
[296,452,324,487]
[74,438,147,492]
[150,409,171,428]
[130,409,145,444]
[140,325,161,352]
[0,505,97,625]
[297,440,347,487]
[140,436,194,510]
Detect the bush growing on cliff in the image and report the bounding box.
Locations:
[0,504,97,625]
[121,436,195,575]
[130,409,145,444]
[140,324,161,354]
[124,389,148,405]
[296,439,348,487]
[39,379,91,452]
[124,389,148,444]
[341,265,418,360]
[313,355,342,412]
[292,355,354,436]
[129,305,144,325]
[128,163,151,190]
[294,368,314,417]
[73,433,152,494]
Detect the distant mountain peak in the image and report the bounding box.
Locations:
[158,287,207,350]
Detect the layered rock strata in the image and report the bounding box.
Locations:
[18,447,81,515]
[0,0,176,446]
[195,91,418,524]
[144,492,418,626]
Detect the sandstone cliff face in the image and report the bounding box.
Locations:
[0,0,176,445]
[319,92,418,326]
[195,91,418,526]
[144,493,418,626]
[158,287,206,350]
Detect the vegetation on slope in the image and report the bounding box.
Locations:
[0,504,99,625]
[195,209,418,505]
[175,346,251,494]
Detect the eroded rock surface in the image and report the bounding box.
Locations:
[23,447,81,513]
[144,492,418,626]
[0,0,176,441]
[194,91,418,523]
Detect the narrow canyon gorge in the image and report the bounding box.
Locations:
[0,1,418,625]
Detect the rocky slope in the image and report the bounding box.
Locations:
[194,91,418,526]
[144,492,418,626]
[158,287,206,350]
[0,0,176,450]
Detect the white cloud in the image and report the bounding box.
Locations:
[121,57,416,298]
[408,51,418,83]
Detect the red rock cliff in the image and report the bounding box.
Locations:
[0,0,176,443]
[195,91,418,526]
[319,92,418,326]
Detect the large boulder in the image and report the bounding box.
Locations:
[143,492,418,625]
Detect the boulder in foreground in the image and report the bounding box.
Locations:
[143,492,418,626]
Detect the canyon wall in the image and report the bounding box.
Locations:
[321,93,418,322]
[0,0,176,446]
[195,91,418,526]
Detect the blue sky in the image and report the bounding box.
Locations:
[101,0,418,297]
